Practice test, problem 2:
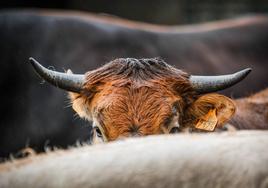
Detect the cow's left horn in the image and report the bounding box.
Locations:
[29,57,85,93]
[190,68,251,93]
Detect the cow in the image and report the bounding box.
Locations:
[1,9,268,157]
[0,131,268,188]
[230,88,268,130]
[29,57,250,142]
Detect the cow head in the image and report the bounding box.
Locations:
[29,58,251,143]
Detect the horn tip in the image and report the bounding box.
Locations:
[28,57,38,66]
[29,57,35,62]
[28,57,43,73]
[245,67,252,73]
[241,67,252,77]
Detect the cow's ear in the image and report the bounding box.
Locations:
[67,69,94,121]
[67,69,80,101]
[183,94,235,131]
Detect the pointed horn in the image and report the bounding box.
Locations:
[29,57,85,93]
[190,68,252,93]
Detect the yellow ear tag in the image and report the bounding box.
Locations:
[195,109,218,131]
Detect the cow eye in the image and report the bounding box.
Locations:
[94,127,103,137]
[163,117,172,128]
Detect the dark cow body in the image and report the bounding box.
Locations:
[231,88,268,130]
[1,9,268,158]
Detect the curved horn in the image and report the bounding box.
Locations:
[190,68,252,93]
[29,57,85,93]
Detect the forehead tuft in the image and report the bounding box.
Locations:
[82,57,194,121]
[84,58,190,86]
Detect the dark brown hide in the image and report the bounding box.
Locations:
[231,88,268,129]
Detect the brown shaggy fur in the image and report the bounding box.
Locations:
[70,58,235,141]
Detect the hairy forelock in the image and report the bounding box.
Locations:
[84,58,190,89]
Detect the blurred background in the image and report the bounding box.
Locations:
[0,0,268,24]
[0,1,268,161]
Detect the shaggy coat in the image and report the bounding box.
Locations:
[69,58,235,141]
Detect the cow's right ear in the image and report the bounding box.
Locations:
[67,69,94,121]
